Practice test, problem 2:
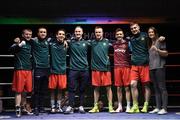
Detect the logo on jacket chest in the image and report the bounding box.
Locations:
[115,49,126,53]
[103,42,107,46]
[141,37,145,41]
[82,43,86,47]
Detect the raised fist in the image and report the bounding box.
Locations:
[14,37,21,43]
[158,36,165,42]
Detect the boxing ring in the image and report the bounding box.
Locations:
[0,53,180,119]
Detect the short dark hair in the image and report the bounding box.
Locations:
[95,26,103,30]
[115,28,123,33]
[38,27,47,32]
[22,29,32,34]
[75,26,83,31]
[129,21,139,27]
[56,29,66,35]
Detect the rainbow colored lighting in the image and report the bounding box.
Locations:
[0,17,167,24]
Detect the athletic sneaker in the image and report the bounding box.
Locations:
[149,108,160,114]
[141,102,149,113]
[89,103,99,113]
[108,102,115,113]
[157,109,167,115]
[64,106,74,114]
[128,104,140,113]
[34,107,39,116]
[115,107,123,112]
[39,107,46,113]
[50,107,56,113]
[79,106,86,114]
[125,106,131,113]
[15,106,21,117]
[176,112,180,115]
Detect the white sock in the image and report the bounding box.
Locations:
[126,101,130,108]
[51,100,55,108]
[57,100,61,107]
[118,103,122,109]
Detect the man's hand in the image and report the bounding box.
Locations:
[14,37,21,43]
[63,40,68,48]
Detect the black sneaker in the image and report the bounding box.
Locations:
[39,107,46,113]
[15,106,21,117]
[34,107,39,116]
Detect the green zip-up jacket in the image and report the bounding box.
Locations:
[31,37,50,68]
[130,32,149,65]
[91,38,111,71]
[49,39,67,74]
[69,39,89,71]
[9,40,32,70]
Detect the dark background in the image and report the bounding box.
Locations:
[0,0,179,19]
[0,0,180,110]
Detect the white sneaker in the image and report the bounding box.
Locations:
[64,106,74,114]
[79,106,86,113]
[115,107,123,112]
[125,106,131,113]
[176,112,180,115]
[51,107,56,113]
[149,108,160,114]
[157,109,167,115]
